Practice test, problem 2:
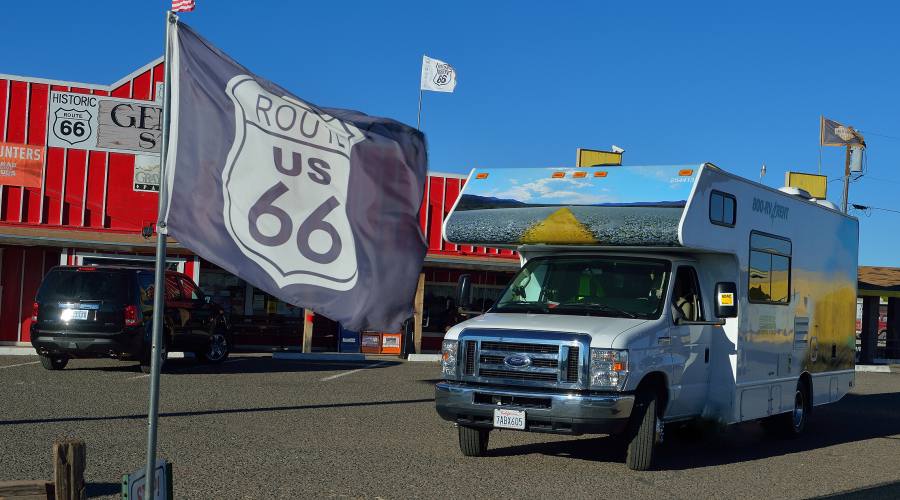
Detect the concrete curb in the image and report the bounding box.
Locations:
[856,364,897,373]
[272,352,366,362]
[407,354,441,362]
[0,346,35,356]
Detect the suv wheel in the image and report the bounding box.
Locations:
[140,337,168,374]
[39,354,68,371]
[199,333,229,364]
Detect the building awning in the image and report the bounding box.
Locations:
[859,266,900,298]
[0,225,192,255]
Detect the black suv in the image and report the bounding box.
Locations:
[30,266,231,372]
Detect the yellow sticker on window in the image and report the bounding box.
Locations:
[718,292,734,306]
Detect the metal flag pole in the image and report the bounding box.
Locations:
[416,88,423,130]
[841,144,851,213]
[144,9,176,498]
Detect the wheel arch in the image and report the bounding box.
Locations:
[635,371,670,417]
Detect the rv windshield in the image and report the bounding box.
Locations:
[493,256,671,319]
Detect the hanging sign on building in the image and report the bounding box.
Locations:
[47,91,162,155]
[0,142,45,187]
[133,155,160,192]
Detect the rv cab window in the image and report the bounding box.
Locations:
[672,267,703,322]
[710,190,736,227]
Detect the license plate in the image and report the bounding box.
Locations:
[493,408,526,430]
[61,309,89,321]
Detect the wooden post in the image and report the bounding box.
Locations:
[53,438,85,500]
[413,273,425,354]
[302,309,314,354]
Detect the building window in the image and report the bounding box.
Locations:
[748,231,792,304]
[710,190,736,227]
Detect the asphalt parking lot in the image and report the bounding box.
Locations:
[1,354,899,499]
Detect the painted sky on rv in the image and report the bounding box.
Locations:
[1,1,898,265]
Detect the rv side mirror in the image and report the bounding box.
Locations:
[456,274,473,311]
[715,282,738,318]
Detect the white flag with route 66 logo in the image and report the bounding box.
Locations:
[163,22,428,331]
[420,55,457,93]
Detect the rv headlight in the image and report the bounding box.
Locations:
[440,340,458,378]
[590,349,628,390]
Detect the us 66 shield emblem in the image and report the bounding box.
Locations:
[53,108,93,146]
[223,76,364,291]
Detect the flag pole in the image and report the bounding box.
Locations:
[416,88,423,131]
[144,9,176,497]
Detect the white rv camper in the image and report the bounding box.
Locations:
[434,163,858,470]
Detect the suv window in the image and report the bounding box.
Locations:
[37,269,128,302]
[164,275,183,302]
[179,277,202,301]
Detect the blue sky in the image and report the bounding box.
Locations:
[2,1,898,265]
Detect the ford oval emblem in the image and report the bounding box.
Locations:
[504,354,532,368]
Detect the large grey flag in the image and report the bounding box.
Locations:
[163,21,427,331]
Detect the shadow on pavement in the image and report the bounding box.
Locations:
[813,479,900,499]
[0,398,435,427]
[86,482,121,498]
[66,356,400,375]
[489,391,900,470]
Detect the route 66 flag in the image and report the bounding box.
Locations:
[420,55,457,93]
[163,22,427,331]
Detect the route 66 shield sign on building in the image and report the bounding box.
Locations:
[52,107,93,146]
[164,22,427,331]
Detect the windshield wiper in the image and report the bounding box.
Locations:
[553,302,638,319]
[493,301,550,314]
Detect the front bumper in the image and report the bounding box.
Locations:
[435,381,634,435]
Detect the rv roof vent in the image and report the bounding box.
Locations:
[815,199,840,211]
[778,186,812,199]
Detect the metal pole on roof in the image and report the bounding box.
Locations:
[841,145,851,213]
[144,10,176,498]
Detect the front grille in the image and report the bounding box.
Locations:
[478,369,559,382]
[566,346,579,383]
[481,341,559,354]
[464,341,476,375]
[480,354,556,369]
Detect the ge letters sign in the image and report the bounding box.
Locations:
[48,91,162,155]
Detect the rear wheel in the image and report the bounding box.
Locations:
[458,425,490,457]
[625,389,661,471]
[198,333,229,363]
[140,336,168,374]
[39,354,68,371]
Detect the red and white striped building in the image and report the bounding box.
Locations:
[0,58,516,353]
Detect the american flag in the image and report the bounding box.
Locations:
[171,0,195,12]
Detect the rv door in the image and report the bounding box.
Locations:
[667,265,713,418]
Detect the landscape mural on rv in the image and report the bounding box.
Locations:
[444,165,700,246]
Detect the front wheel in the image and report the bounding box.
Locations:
[625,390,661,471]
[198,333,229,364]
[458,425,490,457]
[39,354,68,371]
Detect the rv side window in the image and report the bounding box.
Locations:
[710,190,736,227]
[748,231,792,304]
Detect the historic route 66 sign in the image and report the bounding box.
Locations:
[433,62,454,87]
[223,76,364,291]
[53,108,93,146]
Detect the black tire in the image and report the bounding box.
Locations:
[625,390,660,471]
[140,337,168,374]
[762,380,810,438]
[198,333,230,364]
[39,355,68,371]
[458,425,490,457]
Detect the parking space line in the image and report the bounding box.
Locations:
[319,361,392,382]
[0,361,39,369]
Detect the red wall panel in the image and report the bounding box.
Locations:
[110,80,131,98]
[85,151,107,228]
[62,149,87,226]
[18,248,44,342]
[132,71,151,101]
[428,177,445,252]
[443,178,460,252]
[0,247,23,341]
[22,83,48,224]
[3,81,29,221]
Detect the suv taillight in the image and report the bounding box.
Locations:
[124,305,139,326]
[31,302,39,322]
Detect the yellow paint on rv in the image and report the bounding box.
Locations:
[521,207,597,244]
